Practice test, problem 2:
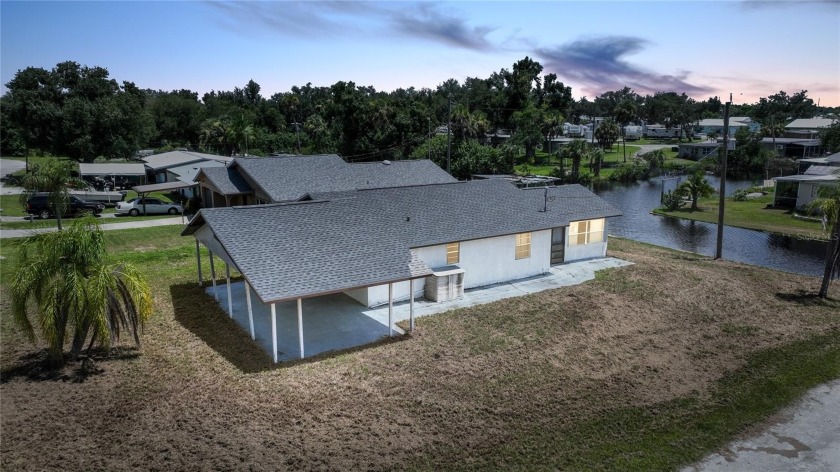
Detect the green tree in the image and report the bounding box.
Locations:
[613,100,637,162]
[560,139,589,184]
[511,103,544,161]
[594,119,620,151]
[818,122,840,154]
[10,216,152,366]
[805,186,840,298]
[677,172,715,210]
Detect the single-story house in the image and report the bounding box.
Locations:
[142,150,233,183]
[165,161,226,199]
[773,166,840,208]
[194,154,456,208]
[784,118,837,138]
[182,179,621,361]
[678,139,737,160]
[761,137,822,158]
[695,117,759,135]
[798,151,840,174]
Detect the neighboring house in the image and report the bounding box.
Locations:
[194,154,456,208]
[784,117,837,138]
[761,137,822,158]
[695,117,759,135]
[165,161,226,199]
[678,139,736,160]
[141,150,233,183]
[183,179,621,360]
[773,166,840,208]
[798,151,840,174]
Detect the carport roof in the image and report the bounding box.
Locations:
[79,163,146,176]
[133,181,196,193]
[183,179,621,304]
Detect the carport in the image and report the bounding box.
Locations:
[132,181,196,216]
[79,163,147,188]
[193,244,423,362]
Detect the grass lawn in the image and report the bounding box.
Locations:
[516,145,641,176]
[655,190,827,239]
[1,231,838,470]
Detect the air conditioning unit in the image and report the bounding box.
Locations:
[424,266,465,302]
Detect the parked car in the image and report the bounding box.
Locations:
[115,197,184,216]
[25,193,105,219]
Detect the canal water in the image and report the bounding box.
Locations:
[594,175,828,277]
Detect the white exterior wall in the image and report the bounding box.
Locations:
[796,181,839,208]
[354,230,552,307]
[564,219,609,262]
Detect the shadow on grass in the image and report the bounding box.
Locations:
[776,289,840,307]
[0,346,139,383]
[169,283,410,373]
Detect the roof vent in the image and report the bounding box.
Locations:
[383,160,391,165]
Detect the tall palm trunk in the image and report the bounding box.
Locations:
[819,205,840,298]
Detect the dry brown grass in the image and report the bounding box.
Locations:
[1,238,838,470]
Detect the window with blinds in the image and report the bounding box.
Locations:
[515,232,531,259]
[446,242,460,264]
[569,219,605,246]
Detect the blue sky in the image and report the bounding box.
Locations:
[2,1,839,106]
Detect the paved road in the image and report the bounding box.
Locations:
[0,216,186,239]
[633,143,673,158]
[0,158,26,195]
[683,379,840,472]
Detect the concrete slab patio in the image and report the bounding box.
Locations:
[207,257,632,362]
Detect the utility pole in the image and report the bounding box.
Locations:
[428,117,431,161]
[292,121,301,154]
[446,93,452,175]
[715,94,732,260]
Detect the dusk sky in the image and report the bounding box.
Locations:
[2,1,839,106]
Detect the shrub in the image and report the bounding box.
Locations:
[661,190,686,211]
[732,189,749,202]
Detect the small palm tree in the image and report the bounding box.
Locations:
[19,160,85,231]
[806,185,840,298]
[561,139,588,183]
[677,172,715,210]
[10,216,153,366]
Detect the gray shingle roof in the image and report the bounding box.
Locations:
[198,166,254,195]
[184,180,621,304]
[232,155,456,202]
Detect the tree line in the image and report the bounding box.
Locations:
[2,58,836,179]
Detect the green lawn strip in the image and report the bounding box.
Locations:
[654,193,826,239]
[458,331,840,471]
[0,194,26,216]
[515,146,641,177]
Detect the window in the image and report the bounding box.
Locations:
[569,219,605,246]
[446,242,460,264]
[515,232,531,259]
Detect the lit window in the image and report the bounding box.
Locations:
[569,219,605,246]
[446,242,460,264]
[515,232,531,259]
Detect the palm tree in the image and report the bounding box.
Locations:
[561,139,588,183]
[677,172,715,210]
[806,185,840,298]
[614,100,637,163]
[10,216,152,366]
[20,160,85,231]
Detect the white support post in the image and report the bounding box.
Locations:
[271,303,278,363]
[195,240,203,287]
[225,264,233,318]
[388,283,394,337]
[245,282,255,340]
[209,251,218,302]
[409,279,415,332]
[297,299,304,359]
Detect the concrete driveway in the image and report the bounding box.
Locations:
[0,216,186,239]
[683,379,840,472]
